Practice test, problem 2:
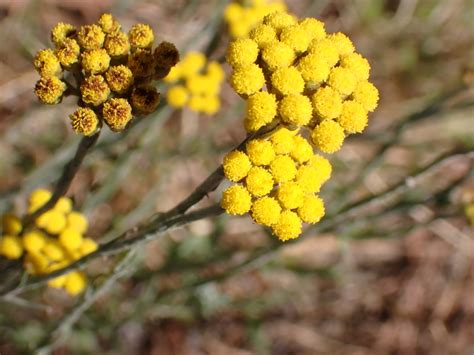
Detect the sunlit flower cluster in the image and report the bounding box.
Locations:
[34,13,179,135]
[221,128,331,241]
[222,11,380,240]
[164,52,224,115]
[224,0,287,38]
[0,189,97,295]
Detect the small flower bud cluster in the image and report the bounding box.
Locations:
[33,13,179,136]
[224,0,287,38]
[164,52,224,115]
[221,128,331,241]
[227,12,379,153]
[222,12,380,240]
[0,189,98,296]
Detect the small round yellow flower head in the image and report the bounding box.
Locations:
[312,86,342,119]
[25,251,50,274]
[278,94,312,126]
[98,13,121,34]
[104,31,130,57]
[202,95,221,115]
[308,38,339,68]
[280,24,311,53]
[221,185,252,215]
[340,53,370,81]
[81,49,111,74]
[249,24,277,48]
[167,85,189,108]
[245,166,274,197]
[277,181,305,210]
[59,227,83,251]
[34,49,62,76]
[298,195,325,223]
[55,38,80,67]
[43,239,65,261]
[245,91,277,132]
[36,210,67,235]
[185,75,208,95]
[312,120,345,153]
[328,67,357,96]
[298,18,326,41]
[22,230,46,253]
[53,197,73,216]
[227,38,259,67]
[69,107,99,136]
[298,53,330,84]
[246,139,276,166]
[130,86,161,114]
[352,81,379,112]
[80,75,110,106]
[29,189,52,213]
[48,274,67,289]
[79,238,98,256]
[102,98,133,132]
[295,165,323,193]
[51,22,76,46]
[230,64,265,96]
[180,52,206,77]
[222,150,252,182]
[261,41,295,71]
[337,100,368,133]
[77,24,105,50]
[251,196,281,226]
[127,48,155,78]
[271,67,304,96]
[207,61,225,82]
[272,210,302,241]
[128,24,154,49]
[270,127,296,155]
[291,135,313,164]
[269,155,297,183]
[224,3,243,23]
[34,76,66,105]
[328,32,354,56]
[0,235,23,259]
[105,65,134,94]
[67,211,89,235]
[263,11,296,34]
[64,271,87,295]
[308,154,332,183]
[187,95,206,112]
[2,214,22,235]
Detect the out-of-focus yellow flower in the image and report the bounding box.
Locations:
[0,235,23,260]
[164,52,224,115]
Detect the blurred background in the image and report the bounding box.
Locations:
[0,0,473,354]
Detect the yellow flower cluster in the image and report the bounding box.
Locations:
[221,128,331,241]
[164,52,224,115]
[224,0,287,38]
[33,14,179,136]
[222,11,380,240]
[0,189,98,296]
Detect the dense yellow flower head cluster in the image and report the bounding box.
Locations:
[224,0,287,38]
[222,11,380,240]
[221,128,331,241]
[164,52,224,115]
[33,14,179,136]
[0,189,98,296]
